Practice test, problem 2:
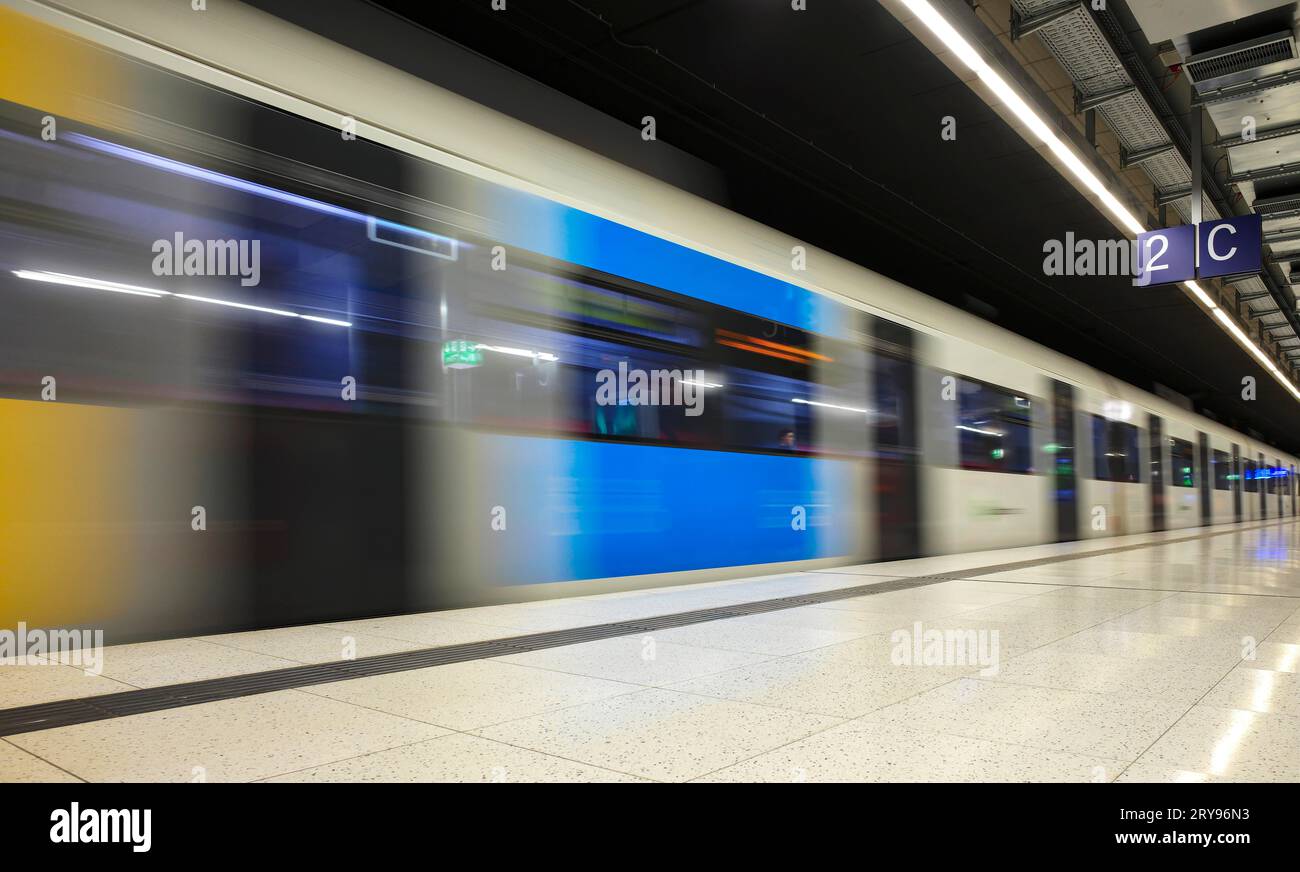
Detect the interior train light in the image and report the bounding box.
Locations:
[1102,400,1132,421]
[716,328,833,362]
[899,0,1300,401]
[13,269,170,298]
[792,397,872,415]
[956,424,1004,437]
[476,344,559,362]
[174,293,300,318]
[12,269,352,327]
[301,315,354,327]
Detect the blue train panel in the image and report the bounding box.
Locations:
[471,434,860,585]
[486,186,850,339]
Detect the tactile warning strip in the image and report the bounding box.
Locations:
[0,519,1287,736]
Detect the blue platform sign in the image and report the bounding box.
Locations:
[1197,214,1263,279]
[1134,224,1195,287]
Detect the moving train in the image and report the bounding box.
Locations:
[1,0,1296,642]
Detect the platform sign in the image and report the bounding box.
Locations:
[1134,224,1195,287]
[1197,214,1263,280]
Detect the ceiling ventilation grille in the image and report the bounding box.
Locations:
[1184,31,1297,85]
[1255,192,1300,216]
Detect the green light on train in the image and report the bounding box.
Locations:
[991,448,1005,460]
[442,340,483,369]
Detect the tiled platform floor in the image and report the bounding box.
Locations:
[3,519,1299,782]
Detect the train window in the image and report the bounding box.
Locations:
[1213,449,1231,491]
[1090,415,1140,482]
[1244,459,1258,492]
[712,315,870,456]
[1168,437,1194,487]
[956,379,1034,474]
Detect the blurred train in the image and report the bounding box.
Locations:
[1,0,1296,642]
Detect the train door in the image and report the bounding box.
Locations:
[1149,414,1165,532]
[1050,380,1078,541]
[1232,443,1242,523]
[1277,457,1284,517]
[1261,452,1267,518]
[1198,432,1210,526]
[872,317,921,560]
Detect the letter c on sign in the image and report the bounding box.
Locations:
[1207,223,1238,262]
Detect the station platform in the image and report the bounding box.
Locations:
[3,519,1299,783]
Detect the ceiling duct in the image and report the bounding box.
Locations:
[1256,191,1300,219]
[1183,30,1297,88]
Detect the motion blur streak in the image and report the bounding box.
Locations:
[0,2,1296,646]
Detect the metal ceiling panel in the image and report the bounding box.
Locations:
[1207,84,1300,138]
[1228,131,1300,175]
[1127,0,1290,44]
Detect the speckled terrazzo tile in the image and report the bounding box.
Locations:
[1022,586,1174,605]
[1143,599,1300,621]
[986,649,1231,705]
[947,617,1095,651]
[0,740,81,783]
[954,600,1138,624]
[969,566,1128,584]
[1240,642,1300,673]
[666,654,974,718]
[492,635,770,686]
[264,733,647,782]
[7,690,449,782]
[432,604,598,632]
[781,633,900,666]
[1169,591,1299,609]
[694,721,1123,782]
[1127,706,1300,781]
[861,678,1188,761]
[920,580,1066,597]
[199,624,421,664]
[1097,611,1280,639]
[0,658,137,707]
[1265,622,1300,645]
[647,614,868,656]
[54,638,299,688]
[473,687,841,782]
[1041,629,1244,665]
[300,659,639,730]
[805,594,1011,619]
[319,613,515,647]
[728,604,921,633]
[1201,666,1300,717]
